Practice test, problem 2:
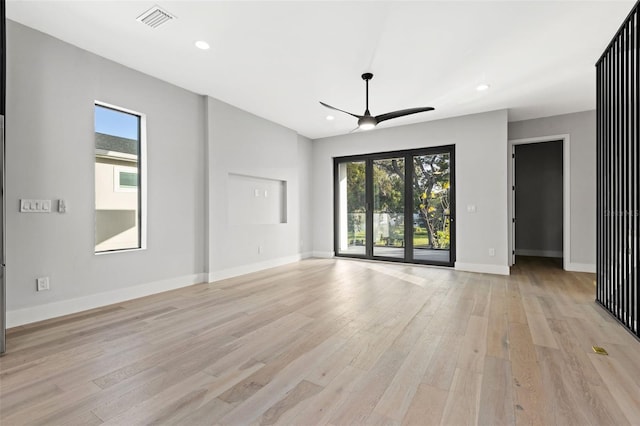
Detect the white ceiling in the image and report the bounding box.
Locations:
[6,0,634,139]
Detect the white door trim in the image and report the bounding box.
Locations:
[508,134,570,271]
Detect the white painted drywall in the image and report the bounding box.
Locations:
[508,110,596,267]
[311,110,510,274]
[206,97,304,280]
[5,21,207,317]
[297,134,313,257]
[228,174,286,225]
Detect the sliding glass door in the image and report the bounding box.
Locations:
[335,146,455,266]
[336,160,366,256]
[412,152,452,264]
[373,157,405,258]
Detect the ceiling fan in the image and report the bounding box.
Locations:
[320,73,434,131]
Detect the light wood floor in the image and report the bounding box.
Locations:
[1,257,639,425]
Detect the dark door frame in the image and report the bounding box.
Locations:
[333,145,456,267]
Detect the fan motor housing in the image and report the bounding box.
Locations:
[358,115,377,129]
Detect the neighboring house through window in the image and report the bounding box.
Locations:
[94,102,146,253]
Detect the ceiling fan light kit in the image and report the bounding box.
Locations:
[320,73,434,131]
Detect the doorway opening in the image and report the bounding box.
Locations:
[509,135,570,270]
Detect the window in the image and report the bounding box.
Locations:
[114,166,138,192]
[94,102,146,253]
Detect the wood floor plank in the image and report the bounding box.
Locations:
[486,282,510,360]
[589,352,640,424]
[1,256,638,426]
[439,367,482,426]
[456,315,488,373]
[257,379,323,425]
[401,383,448,426]
[325,348,409,425]
[421,333,463,391]
[477,356,516,426]
[273,365,363,426]
[506,282,528,325]
[372,333,441,421]
[535,345,592,426]
[219,335,347,425]
[508,322,550,426]
[525,311,559,349]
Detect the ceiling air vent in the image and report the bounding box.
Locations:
[136,5,175,29]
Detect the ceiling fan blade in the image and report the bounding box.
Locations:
[375,107,434,124]
[319,101,362,118]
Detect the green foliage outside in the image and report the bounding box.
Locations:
[345,154,451,250]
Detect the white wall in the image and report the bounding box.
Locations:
[5,21,208,325]
[6,22,316,326]
[206,97,306,281]
[508,110,596,270]
[312,110,510,275]
[297,134,313,257]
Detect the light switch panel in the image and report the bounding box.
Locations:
[20,199,52,213]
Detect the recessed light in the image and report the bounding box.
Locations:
[326,115,335,121]
[476,83,490,91]
[195,40,210,50]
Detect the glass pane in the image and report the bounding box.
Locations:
[95,105,141,252]
[373,158,405,258]
[413,153,451,263]
[119,171,138,188]
[337,161,366,255]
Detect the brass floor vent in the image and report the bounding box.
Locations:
[592,346,608,356]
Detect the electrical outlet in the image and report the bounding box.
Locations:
[258,245,263,254]
[488,248,496,257]
[37,277,50,291]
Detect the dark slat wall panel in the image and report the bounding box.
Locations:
[596,2,639,338]
[0,0,5,115]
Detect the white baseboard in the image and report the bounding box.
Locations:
[6,273,208,328]
[300,251,314,259]
[311,251,335,258]
[209,254,302,283]
[455,262,510,276]
[565,262,596,273]
[516,249,563,258]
